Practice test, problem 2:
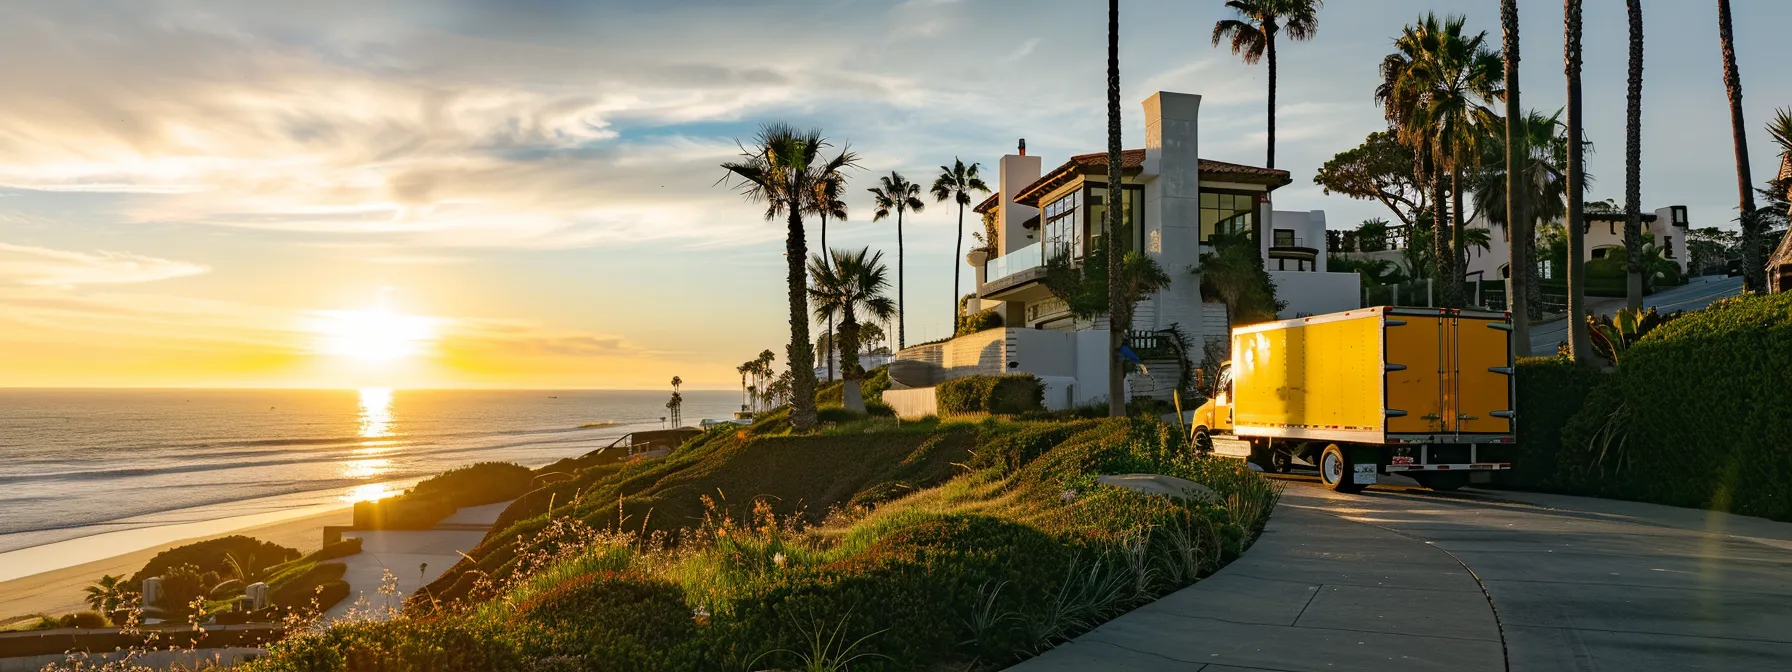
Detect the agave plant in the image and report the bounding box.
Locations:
[1587,306,1681,365]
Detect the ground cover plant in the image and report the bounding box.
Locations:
[242,412,1281,671]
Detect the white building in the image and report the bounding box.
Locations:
[1461,205,1692,288]
[883,91,1360,414]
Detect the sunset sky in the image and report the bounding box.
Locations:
[3,0,1788,389]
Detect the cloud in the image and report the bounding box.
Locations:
[0,242,210,288]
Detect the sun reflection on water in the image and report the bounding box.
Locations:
[358,387,393,438]
[343,483,397,503]
[341,458,392,479]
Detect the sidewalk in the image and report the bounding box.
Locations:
[324,501,510,621]
[1013,503,1504,671]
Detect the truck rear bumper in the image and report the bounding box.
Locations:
[1384,463,1509,472]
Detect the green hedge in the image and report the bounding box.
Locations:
[1556,293,1792,520]
[936,375,1044,415]
[955,307,1004,336]
[128,536,299,588]
[410,462,536,508]
[1488,357,1610,490]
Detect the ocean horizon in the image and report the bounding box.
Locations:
[0,388,742,564]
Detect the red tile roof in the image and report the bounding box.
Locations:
[1011,149,1291,207]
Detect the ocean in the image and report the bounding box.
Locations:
[0,388,741,563]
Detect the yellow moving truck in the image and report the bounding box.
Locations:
[1190,306,1516,493]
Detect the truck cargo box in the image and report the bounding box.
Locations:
[1229,306,1515,444]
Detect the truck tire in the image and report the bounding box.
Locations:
[1270,448,1293,473]
[1413,472,1470,492]
[1192,428,1214,454]
[1319,444,1368,494]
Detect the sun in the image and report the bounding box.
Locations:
[313,308,437,363]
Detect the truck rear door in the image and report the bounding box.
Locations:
[1453,311,1515,436]
[1384,309,1448,436]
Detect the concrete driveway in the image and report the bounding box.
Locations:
[1016,476,1792,671]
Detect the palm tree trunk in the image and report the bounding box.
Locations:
[1717,0,1761,293]
[1503,0,1531,357]
[897,209,906,350]
[822,214,835,382]
[1106,0,1126,418]
[1266,33,1277,170]
[840,313,864,413]
[1428,148,1450,305]
[953,201,964,335]
[784,206,818,430]
[1565,0,1591,363]
[1624,0,1645,311]
[1451,164,1467,308]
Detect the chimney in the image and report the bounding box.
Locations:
[1018,138,1027,156]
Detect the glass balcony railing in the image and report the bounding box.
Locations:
[983,241,1045,285]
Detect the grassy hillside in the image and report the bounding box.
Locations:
[245,412,1280,671]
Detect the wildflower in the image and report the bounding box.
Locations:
[1061,488,1079,503]
[772,552,787,569]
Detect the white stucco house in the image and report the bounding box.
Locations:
[1461,205,1692,294]
[882,91,1361,415]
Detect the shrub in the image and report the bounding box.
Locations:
[353,496,455,530]
[410,462,537,508]
[149,564,212,619]
[860,367,892,401]
[1557,292,1792,520]
[244,617,521,672]
[503,571,698,670]
[936,375,1044,415]
[955,307,1004,336]
[715,514,1077,669]
[28,611,110,630]
[269,562,349,610]
[129,536,299,587]
[1488,357,1610,491]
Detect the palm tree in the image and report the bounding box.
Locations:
[1622,0,1645,311]
[808,247,897,413]
[755,349,776,412]
[720,124,857,430]
[83,574,126,615]
[1473,110,1584,261]
[931,158,991,332]
[869,172,926,350]
[1105,0,1126,417]
[1211,0,1324,170]
[1500,0,1530,353]
[735,362,751,412]
[1378,14,1505,308]
[1717,0,1762,293]
[1565,0,1591,362]
[808,164,852,382]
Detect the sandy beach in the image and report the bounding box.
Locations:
[0,507,351,626]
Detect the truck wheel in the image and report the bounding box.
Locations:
[1413,472,1469,492]
[1319,444,1368,494]
[1271,449,1293,474]
[1192,428,1214,454]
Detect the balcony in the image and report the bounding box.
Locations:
[985,241,1044,284]
[978,241,1055,301]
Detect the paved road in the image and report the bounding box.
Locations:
[1017,476,1792,671]
[1527,276,1742,355]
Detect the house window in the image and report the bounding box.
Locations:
[1591,247,1607,259]
[1088,183,1145,254]
[1201,190,1258,243]
[1664,236,1674,259]
[1273,229,1296,247]
[1042,190,1082,260]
